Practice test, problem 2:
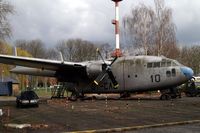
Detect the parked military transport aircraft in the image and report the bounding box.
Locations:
[0,51,194,100]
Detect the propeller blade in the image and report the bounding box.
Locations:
[93,71,107,86]
[110,57,118,66]
[96,48,106,64]
[94,48,119,88]
[106,69,119,88]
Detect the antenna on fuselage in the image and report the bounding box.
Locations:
[13,47,18,56]
[111,0,123,57]
[60,52,64,64]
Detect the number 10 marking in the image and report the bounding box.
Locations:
[151,74,161,82]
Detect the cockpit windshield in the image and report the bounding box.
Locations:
[172,60,182,66]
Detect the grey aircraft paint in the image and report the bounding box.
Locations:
[7,55,193,95]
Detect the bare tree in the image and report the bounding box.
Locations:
[14,40,27,50]
[178,46,200,75]
[56,39,77,61]
[153,0,177,56]
[0,40,9,54]
[46,48,60,60]
[123,0,177,57]
[15,39,47,89]
[123,4,154,55]
[56,39,97,62]
[28,40,46,58]
[15,39,46,58]
[0,0,14,40]
[99,43,112,59]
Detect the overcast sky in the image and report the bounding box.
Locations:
[7,0,200,47]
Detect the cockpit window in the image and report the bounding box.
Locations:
[172,60,182,66]
[161,62,166,67]
[172,62,177,66]
[147,61,170,68]
[153,62,160,68]
[166,61,171,67]
[147,63,153,68]
[147,59,181,68]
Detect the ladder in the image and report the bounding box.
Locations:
[51,85,66,98]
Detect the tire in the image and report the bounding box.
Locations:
[69,93,78,101]
[16,102,19,108]
[16,101,21,108]
[35,104,39,108]
[160,94,171,100]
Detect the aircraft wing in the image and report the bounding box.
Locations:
[0,54,85,70]
[0,54,88,81]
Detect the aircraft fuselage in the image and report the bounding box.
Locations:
[10,55,193,95]
[80,56,193,94]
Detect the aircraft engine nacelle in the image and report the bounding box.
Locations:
[86,63,103,79]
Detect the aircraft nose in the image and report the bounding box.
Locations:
[181,67,194,79]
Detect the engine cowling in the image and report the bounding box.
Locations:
[86,62,103,79]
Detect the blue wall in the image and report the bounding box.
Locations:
[0,82,12,96]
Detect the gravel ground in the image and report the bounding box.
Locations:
[0,95,200,133]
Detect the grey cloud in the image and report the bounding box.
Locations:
[167,0,200,44]
[7,0,200,47]
[8,0,117,46]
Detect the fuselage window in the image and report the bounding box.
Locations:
[172,68,176,77]
[147,63,153,68]
[161,62,166,67]
[153,62,160,68]
[148,61,174,68]
[166,61,171,67]
[166,71,171,77]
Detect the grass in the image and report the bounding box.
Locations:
[33,88,52,97]
[33,87,71,98]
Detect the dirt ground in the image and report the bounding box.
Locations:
[0,94,200,133]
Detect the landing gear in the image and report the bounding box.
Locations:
[120,92,131,98]
[69,92,79,101]
[184,79,200,97]
[69,92,85,101]
[160,93,171,100]
[160,88,181,100]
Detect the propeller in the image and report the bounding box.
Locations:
[93,49,119,89]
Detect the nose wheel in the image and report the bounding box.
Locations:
[69,92,78,101]
[69,91,85,101]
[160,93,171,100]
[120,92,131,98]
[160,88,181,100]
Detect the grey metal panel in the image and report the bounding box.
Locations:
[10,66,56,77]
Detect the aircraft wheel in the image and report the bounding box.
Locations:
[69,92,78,101]
[178,94,182,98]
[79,93,85,101]
[16,102,21,108]
[120,92,131,98]
[160,94,171,100]
[185,92,192,97]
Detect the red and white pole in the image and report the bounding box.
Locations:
[111,0,123,57]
